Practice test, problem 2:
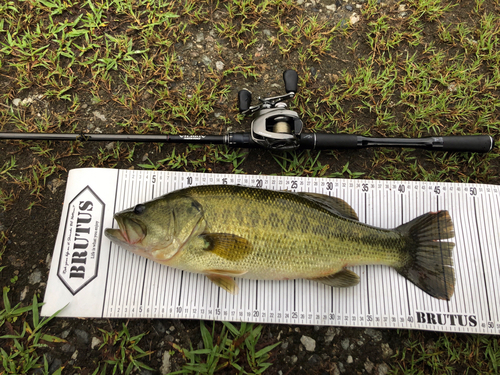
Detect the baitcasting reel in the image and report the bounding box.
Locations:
[237,70,303,151]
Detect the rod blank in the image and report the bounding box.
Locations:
[0,132,494,153]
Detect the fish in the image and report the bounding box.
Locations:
[104,184,455,300]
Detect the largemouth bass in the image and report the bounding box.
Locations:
[105,185,455,300]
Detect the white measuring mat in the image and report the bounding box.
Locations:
[42,168,500,334]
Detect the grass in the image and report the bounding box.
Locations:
[390,331,500,375]
[171,321,280,375]
[0,0,500,373]
[0,288,65,374]
[94,324,154,375]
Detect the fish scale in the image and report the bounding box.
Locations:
[105,184,456,300]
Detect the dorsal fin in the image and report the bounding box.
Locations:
[297,192,359,220]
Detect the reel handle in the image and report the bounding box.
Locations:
[283,70,298,93]
[238,89,252,112]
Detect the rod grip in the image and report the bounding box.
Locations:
[238,90,252,112]
[300,134,359,149]
[283,70,298,93]
[440,135,494,153]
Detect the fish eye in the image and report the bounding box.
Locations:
[134,204,146,215]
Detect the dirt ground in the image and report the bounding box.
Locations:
[1,0,500,374]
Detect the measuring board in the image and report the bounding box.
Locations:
[42,168,500,335]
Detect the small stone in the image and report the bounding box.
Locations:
[346,355,353,364]
[326,4,337,11]
[448,82,458,92]
[105,142,115,151]
[399,11,408,17]
[381,343,393,358]
[201,55,212,66]
[82,103,88,109]
[91,337,102,349]
[308,354,322,364]
[28,270,42,284]
[338,362,345,373]
[142,153,149,162]
[297,0,305,4]
[341,338,350,350]
[47,178,65,194]
[345,4,353,11]
[377,363,389,375]
[332,363,341,375]
[169,325,175,332]
[61,343,76,353]
[215,61,224,71]
[365,328,383,342]
[281,341,289,349]
[300,336,316,352]
[75,329,90,345]
[350,13,360,24]
[154,321,166,335]
[294,327,300,333]
[92,110,106,122]
[12,98,21,106]
[365,358,374,373]
[60,329,71,339]
[325,327,339,343]
[20,286,29,301]
[291,355,298,364]
[160,351,171,375]
[165,334,175,343]
[48,358,62,374]
[71,350,78,360]
[196,32,204,43]
[398,4,406,11]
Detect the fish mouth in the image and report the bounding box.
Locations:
[105,215,147,245]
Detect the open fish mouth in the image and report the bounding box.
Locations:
[105,215,147,245]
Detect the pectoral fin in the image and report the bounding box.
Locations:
[200,233,253,261]
[310,269,360,288]
[206,273,239,294]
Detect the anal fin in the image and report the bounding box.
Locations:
[309,269,360,288]
[206,273,239,294]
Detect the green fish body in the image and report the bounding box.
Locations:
[105,185,455,300]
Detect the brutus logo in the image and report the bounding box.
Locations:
[57,186,105,295]
[416,312,477,327]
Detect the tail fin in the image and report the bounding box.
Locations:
[395,211,455,300]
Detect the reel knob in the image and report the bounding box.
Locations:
[283,70,298,93]
[238,89,252,112]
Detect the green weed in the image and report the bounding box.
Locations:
[1,291,65,374]
[171,321,280,375]
[95,324,154,375]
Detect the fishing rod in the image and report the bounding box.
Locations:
[0,70,494,153]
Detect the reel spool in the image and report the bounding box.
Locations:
[237,70,302,150]
[249,108,303,151]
